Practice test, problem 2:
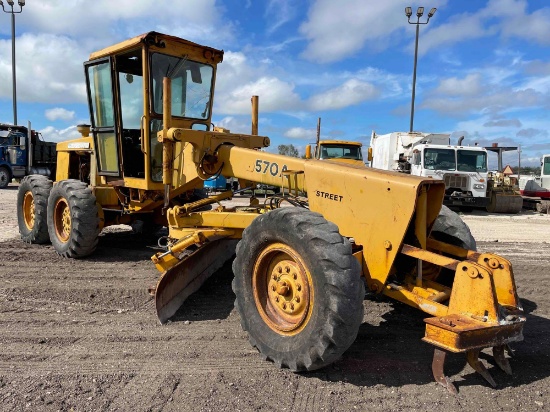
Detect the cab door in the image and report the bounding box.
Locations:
[85,57,121,177]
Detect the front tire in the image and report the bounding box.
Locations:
[0,166,10,189]
[47,179,100,258]
[232,208,364,371]
[17,175,52,244]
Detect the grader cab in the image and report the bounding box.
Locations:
[17,32,525,394]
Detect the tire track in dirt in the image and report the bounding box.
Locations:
[1,183,550,411]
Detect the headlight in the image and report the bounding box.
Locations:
[473,184,485,189]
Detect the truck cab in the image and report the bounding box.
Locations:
[306,140,365,167]
[0,124,56,188]
[369,131,489,209]
[411,144,489,207]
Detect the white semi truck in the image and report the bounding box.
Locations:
[368,131,489,211]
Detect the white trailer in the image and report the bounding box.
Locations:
[368,131,490,210]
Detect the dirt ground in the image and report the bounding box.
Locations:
[1,183,549,411]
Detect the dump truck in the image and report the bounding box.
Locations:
[17,32,525,394]
[369,131,490,212]
[0,123,56,189]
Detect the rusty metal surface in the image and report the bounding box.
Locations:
[155,239,238,324]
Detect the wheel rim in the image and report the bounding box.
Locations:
[22,191,36,230]
[53,198,71,243]
[0,169,7,185]
[252,243,313,336]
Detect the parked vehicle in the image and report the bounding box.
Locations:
[368,131,489,211]
[520,154,550,212]
[0,123,56,189]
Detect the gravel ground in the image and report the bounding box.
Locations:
[1,182,549,411]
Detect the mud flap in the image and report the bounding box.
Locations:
[154,239,239,324]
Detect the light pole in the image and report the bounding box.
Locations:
[0,0,26,126]
[405,6,436,133]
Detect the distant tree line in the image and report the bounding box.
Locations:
[277,144,300,157]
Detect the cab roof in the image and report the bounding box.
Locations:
[320,140,362,147]
[89,31,224,63]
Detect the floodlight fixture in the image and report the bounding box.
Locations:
[1,0,26,125]
[405,6,437,132]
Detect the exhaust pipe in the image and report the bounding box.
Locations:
[458,136,465,146]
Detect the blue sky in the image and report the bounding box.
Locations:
[0,0,549,167]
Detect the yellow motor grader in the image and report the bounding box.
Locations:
[17,32,525,394]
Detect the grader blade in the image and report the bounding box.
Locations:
[486,193,523,214]
[154,239,238,324]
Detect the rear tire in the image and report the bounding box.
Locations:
[47,179,100,258]
[232,208,364,371]
[428,205,477,285]
[0,166,10,189]
[431,205,476,251]
[17,175,52,244]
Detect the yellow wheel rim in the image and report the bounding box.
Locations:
[252,243,314,336]
[22,191,35,230]
[53,198,71,243]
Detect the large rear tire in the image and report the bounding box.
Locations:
[232,208,364,371]
[17,175,52,244]
[431,205,476,251]
[47,179,100,258]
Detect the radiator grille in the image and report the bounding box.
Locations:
[444,174,468,190]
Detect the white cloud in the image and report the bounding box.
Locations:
[308,79,379,111]
[265,0,297,34]
[45,108,75,122]
[39,125,81,142]
[422,88,543,115]
[434,74,483,96]
[419,0,550,55]
[0,33,88,103]
[216,76,301,115]
[214,116,253,134]
[299,0,451,63]
[10,1,230,46]
[284,127,316,140]
[496,1,550,45]
[298,0,550,63]
[416,12,490,55]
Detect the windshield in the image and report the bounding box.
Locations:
[319,144,363,160]
[543,156,550,176]
[151,53,213,120]
[457,150,487,172]
[424,148,456,171]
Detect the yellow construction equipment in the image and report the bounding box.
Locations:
[305,118,365,167]
[484,144,523,214]
[17,32,525,394]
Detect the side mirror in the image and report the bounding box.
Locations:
[305,145,312,159]
[367,147,373,162]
